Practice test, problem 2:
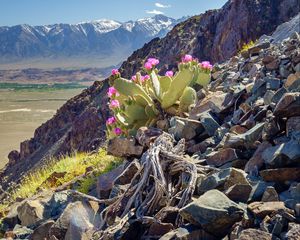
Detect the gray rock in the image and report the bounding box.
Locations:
[262,139,300,168]
[179,190,244,237]
[49,200,99,240]
[107,137,144,157]
[197,168,249,194]
[168,117,204,140]
[96,162,126,199]
[198,111,220,137]
[223,122,265,149]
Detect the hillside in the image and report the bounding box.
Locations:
[0,0,299,196]
[0,11,300,239]
[0,15,184,70]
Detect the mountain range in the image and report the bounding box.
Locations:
[0,15,185,69]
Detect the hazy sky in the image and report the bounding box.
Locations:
[0,0,227,26]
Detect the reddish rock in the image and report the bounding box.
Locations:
[238,229,272,240]
[262,55,276,65]
[260,168,300,182]
[247,201,291,218]
[148,222,174,237]
[265,59,280,70]
[206,148,239,167]
[273,92,300,118]
[285,72,300,88]
[230,125,248,134]
[107,137,144,158]
[244,141,272,173]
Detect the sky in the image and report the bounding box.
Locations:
[0,0,227,26]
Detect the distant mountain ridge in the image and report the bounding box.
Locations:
[0,15,185,69]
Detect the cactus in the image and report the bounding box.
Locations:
[106,55,212,138]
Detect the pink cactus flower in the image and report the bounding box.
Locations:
[144,62,153,70]
[147,58,159,66]
[109,99,120,109]
[141,75,150,82]
[131,75,137,81]
[182,54,193,63]
[165,71,174,77]
[200,61,213,70]
[111,69,119,75]
[107,87,119,98]
[106,116,116,125]
[114,127,122,135]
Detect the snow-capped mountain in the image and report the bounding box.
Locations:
[0,15,184,68]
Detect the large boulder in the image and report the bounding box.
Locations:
[179,190,244,237]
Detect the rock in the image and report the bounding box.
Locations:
[285,72,300,88]
[96,163,126,199]
[266,77,281,90]
[30,220,55,240]
[260,168,300,182]
[136,127,163,147]
[198,111,220,137]
[262,140,300,168]
[261,186,279,202]
[179,190,244,237]
[263,90,275,105]
[206,148,240,167]
[43,171,67,188]
[244,141,272,173]
[197,168,249,194]
[225,184,252,202]
[148,222,173,237]
[7,150,20,166]
[238,228,272,240]
[114,160,139,185]
[17,198,49,226]
[286,223,300,240]
[160,225,216,240]
[155,207,179,225]
[248,181,271,201]
[247,201,290,218]
[273,92,300,118]
[107,137,144,158]
[190,91,228,117]
[286,116,300,137]
[265,59,280,70]
[168,117,204,140]
[1,202,21,230]
[49,200,99,240]
[5,224,33,239]
[223,123,265,149]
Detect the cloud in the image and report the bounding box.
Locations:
[146,9,165,15]
[155,3,171,8]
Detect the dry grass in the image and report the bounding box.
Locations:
[0,149,122,216]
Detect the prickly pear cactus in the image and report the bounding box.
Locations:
[106,57,212,138]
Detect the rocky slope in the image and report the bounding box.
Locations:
[0,15,183,69]
[0,0,299,194]
[1,20,300,240]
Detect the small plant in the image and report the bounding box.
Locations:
[239,40,256,54]
[106,55,212,138]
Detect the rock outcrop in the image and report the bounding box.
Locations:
[1,0,299,197]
